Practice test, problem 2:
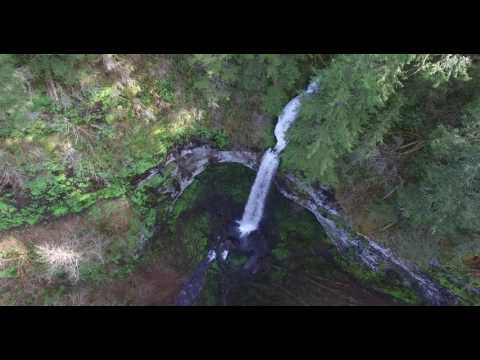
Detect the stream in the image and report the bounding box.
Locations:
[237,81,319,238]
[176,81,319,305]
[135,80,459,306]
[170,164,399,306]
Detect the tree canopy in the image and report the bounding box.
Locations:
[2,53,480,298]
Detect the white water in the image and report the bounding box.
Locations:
[237,149,279,236]
[207,249,217,262]
[237,81,319,237]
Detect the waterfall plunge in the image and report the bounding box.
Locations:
[237,81,319,238]
[237,149,279,236]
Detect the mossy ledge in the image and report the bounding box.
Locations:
[133,144,467,305]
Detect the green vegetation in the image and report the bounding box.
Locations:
[182,54,318,114]
[2,54,480,305]
[0,265,17,278]
[280,54,480,295]
[0,55,236,234]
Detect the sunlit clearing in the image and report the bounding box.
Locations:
[170,108,204,135]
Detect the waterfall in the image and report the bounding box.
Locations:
[237,81,319,238]
[237,149,279,236]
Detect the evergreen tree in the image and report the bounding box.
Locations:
[283,54,417,184]
[185,54,316,115]
[398,98,480,237]
[0,54,29,136]
[282,54,472,185]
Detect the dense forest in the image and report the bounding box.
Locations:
[1,54,479,305]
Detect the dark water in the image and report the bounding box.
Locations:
[158,164,400,306]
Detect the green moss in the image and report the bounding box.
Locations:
[141,174,166,189]
[272,246,289,261]
[277,208,318,242]
[193,165,252,204]
[334,253,421,304]
[427,268,480,305]
[179,213,210,264]
[229,254,248,268]
[382,287,419,304]
[0,265,18,278]
[171,180,201,220]
[201,270,221,306]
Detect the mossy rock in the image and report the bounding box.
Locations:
[159,163,402,305]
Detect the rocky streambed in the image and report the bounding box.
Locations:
[133,144,469,306]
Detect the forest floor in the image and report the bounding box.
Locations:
[3,54,477,305]
[0,198,185,305]
[0,54,276,305]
